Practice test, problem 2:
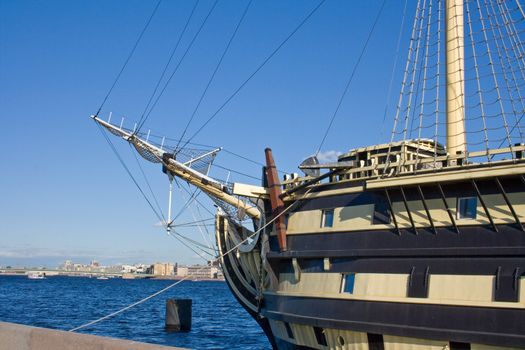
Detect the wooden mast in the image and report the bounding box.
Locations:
[445,0,466,161]
[265,148,287,252]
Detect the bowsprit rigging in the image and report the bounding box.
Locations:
[93,115,262,224]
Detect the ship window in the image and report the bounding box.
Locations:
[321,209,334,228]
[372,200,391,224]
[313,326,328,346]
[341,273,355,294]
[284,322,294,339]
[338,336,345,346]
[367,333,384,350]
[457,197,477,219]
[449,341,471,350]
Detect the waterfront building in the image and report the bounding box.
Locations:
[152,263,175,276]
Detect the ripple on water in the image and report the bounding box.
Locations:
[0,276,270,349]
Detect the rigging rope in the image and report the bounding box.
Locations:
[130,143,166,221]
[380,0,409,143]
[315,0,387,155]
[95,0,163,117]
[69,187,310,332]
[476,0,514,158]
[178,0,327,151]
[96,124,166,226]
[385,0,422,171]
[136,0,219,133]
[466,0,490,160]
[174,0,254,152]
[485,0,524,145]
[433,0,442,164]
[136,0,200,132]
[414,0,434,163]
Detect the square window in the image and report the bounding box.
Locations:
[457,197,477,219]
[372,200,391,224]
[313,326,328,346]
[341,273,355,294]
[321,209,334,228]
[284,322,294,339]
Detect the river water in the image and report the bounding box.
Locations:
[0,275,270,349]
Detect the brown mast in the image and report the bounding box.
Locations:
[265,148,287,252]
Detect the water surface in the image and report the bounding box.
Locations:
[0,276,270,349]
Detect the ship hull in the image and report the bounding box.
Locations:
[217,172,525,349]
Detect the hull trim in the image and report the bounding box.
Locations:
[262,293,525,348]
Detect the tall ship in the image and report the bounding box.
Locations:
[94,0,525,349]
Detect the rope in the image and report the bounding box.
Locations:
[315,0,387,155]
[403,0,426,142]
[379,0,409,142]
[69,186,309,332]
[174,0,254,152]
[433,0,442,165]
[178,0,327,151]
[516,0,525,20]
[136,0,200,132]
[476,0,514,158]
[212,162,261,181]
[486,0,524,144]
[130,143,166,221]
[385,0,422,172]
[95,123,165,226]
[414,0,434,167]
[176,179,217,251]
[466,0,490,161]
[69,279,186,332]
[495,0,525,143]
[168,229,214,259]
[136,0,219,133]
[95,0,162,117]
[173,186,201,223]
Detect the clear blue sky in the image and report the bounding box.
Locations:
[0,0,412,267]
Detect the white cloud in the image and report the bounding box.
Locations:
[312,150,342,163]
[0,245,155,261]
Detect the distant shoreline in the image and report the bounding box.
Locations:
[0,271,225,282]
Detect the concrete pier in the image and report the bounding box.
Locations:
[0,321,186,350]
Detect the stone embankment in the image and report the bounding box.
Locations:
[0,322,186,350]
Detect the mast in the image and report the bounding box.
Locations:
[445,0,466,160]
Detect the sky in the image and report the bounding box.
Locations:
[0,0,413,267]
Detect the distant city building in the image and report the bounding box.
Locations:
[59,260,74,271]
[152,263,175,276]
[176,266,188,277]
[135,264,149,274]
[55,259,220,278]
[176,264,220,279]
[121,264,136,274]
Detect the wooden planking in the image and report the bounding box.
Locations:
[353,274,409,298]
[285,192,525,234]
[278,272,341,294]
[383,335,446,350]
[274,273,525,309]
[427,275,494,303]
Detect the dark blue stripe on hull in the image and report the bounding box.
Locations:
[262,293,525,348]
[269,224,525,257]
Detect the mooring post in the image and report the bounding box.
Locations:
[165,299,192,332]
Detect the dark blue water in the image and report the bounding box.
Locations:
[0,276,270,349]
